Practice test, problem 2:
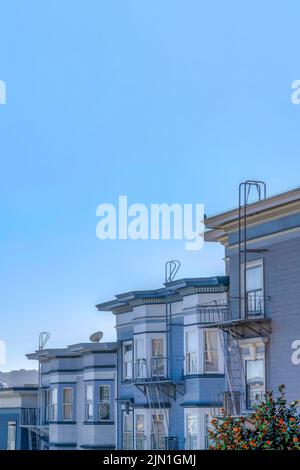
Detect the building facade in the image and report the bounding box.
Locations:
[26,182,300,449]
[0,386,38,450]
[96,276,229,450]
[27,342,118,450]
[203,182,300,414]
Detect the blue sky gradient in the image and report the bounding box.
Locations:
[1,1,300,370]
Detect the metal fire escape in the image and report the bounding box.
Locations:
[133,260,183,450]
[198,180,272,416]
[21,332,50,450]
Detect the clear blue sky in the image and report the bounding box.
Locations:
[1,1,300,371]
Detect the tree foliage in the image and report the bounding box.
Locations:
[209,385,300,450]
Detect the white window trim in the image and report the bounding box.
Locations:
[62,387,73,421]
[98,384,111,421]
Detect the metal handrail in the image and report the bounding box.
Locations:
[197,295,271,325]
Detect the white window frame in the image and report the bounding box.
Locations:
[62,387,73,421]
[98,384,111,421]
[123,341,133,380]
[85,384,94,421]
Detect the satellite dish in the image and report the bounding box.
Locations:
[89,331,103,343]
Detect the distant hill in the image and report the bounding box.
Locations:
[0,369,38,387]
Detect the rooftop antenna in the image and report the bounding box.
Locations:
[89,331,103,343]
[39,332,50,351]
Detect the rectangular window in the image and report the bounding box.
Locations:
[204,330,219,373]
[135,338,146,379]
[152,413,166,450]
[186,330,198,374]
[245,261,264,316]
[151,338,165,378]
[186,414,198,450]
[51,387,58,421]
[62,388,73,421]
[85,384,94,421]
[246,358,264,409]
[123,411,133,450]
[99,385,111,421]
[7,421,16,450]
[135,414,145,450]
[123,342,133,380]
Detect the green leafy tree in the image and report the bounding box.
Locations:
[209,385,300,450]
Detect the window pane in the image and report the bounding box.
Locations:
[246,265,262,292]
[51,387,57,404]
[246,359,264,408]
[63,388,72,404]
[152,339,163,357]
[99,403,110,420]
[187,331,197,352]
[99,386,110,402]
[135,339,144,359]
[86,384,93,401]
[124,343,133,379]
[187,414,197,450]
[204,331,218,372]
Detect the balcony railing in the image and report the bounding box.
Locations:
[246,388,265,410]
[197,294,270,325]
[133,357,184,383]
